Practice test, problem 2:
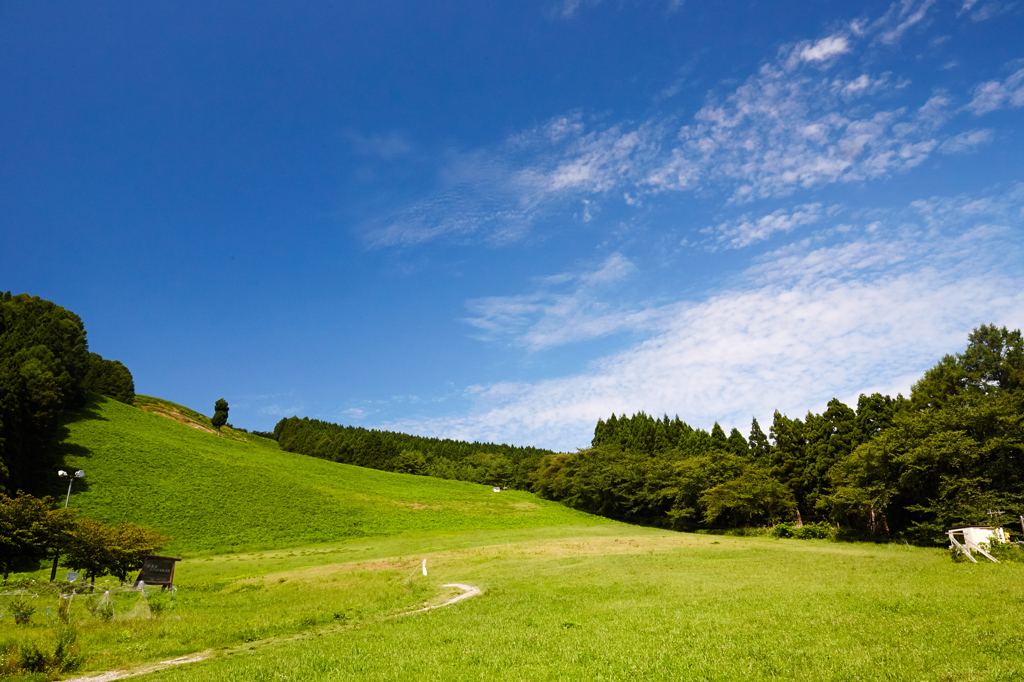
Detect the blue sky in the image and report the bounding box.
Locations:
[3,0,1023,451]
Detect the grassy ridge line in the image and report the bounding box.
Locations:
[59,396,606,554]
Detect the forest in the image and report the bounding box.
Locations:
[280,324,1024,545]
[535,324,1024,543]
[0,292,135,494]
[273,417,555,489]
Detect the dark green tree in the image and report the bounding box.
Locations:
[727,427,749,456]
[701,467,797,526]
[910,324,1024,410]
[0,293,91,492]
[212,399,229,435]
[0,493,76,581]
[82,352,135,405]
[748,417,771,462]
[710,422,729,450]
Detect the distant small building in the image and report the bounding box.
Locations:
[492,486,501,492]
[947,526,1006,563]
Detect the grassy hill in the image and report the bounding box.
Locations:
[55,395,606,554]
[7,394,1021,682]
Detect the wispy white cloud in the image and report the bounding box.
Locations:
[876,0,937,45]
[796,35,852,63]
[385,186,1024,451]
[361,15,969,247]
[968,67,1024,115]
[257,402,305,417]
[652,63,938,201]
[704,204,824,249]
[463,253,674,349]
[938,128,995,153]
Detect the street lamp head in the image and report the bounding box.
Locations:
[74,470,85,478]
[57,470,68,477]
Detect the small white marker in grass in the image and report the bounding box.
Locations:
[422,559,427,576]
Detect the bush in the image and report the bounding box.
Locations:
[86,594,114,622]
[148,593,172,615]
[8,594,35,626]
[49,626,83,673]
[949,545,970,562]
[770,523,796,538]
[985,541,1024,563]
[17,641,47,673]
[0,628,84,677]
[770,522,835,540]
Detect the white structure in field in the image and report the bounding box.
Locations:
[947,526,1006,563]
[492,486,501,492]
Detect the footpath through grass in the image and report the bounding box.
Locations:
[5,526,1021,681]
[54,396,603,554]
[144,530,1023,682]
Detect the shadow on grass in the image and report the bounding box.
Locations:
[38,395,110,497]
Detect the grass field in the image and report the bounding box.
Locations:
[3,395,1021,680]
[6,527,1022,681]
[52,395,604,554]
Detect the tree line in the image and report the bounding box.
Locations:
[278,325,1023,545]
[273,417,556,489]
[533,324,1024,544]
[1,292,135,495]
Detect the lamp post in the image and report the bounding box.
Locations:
[49,469,84,582]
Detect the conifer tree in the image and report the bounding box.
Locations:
[727,427,748,456]
[212,399,229,435]
[748,417,771,462]
[710,422,729,451]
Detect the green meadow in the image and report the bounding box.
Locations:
[2,396,1022,681]
[54,396,603,554]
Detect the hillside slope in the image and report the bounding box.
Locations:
[56,395,605,554]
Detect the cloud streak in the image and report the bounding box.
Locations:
[463,253,675,350]
[358,1,1001,247]
[385,186,1024,451]
[703,204,824,249]
[968,67,1024,115]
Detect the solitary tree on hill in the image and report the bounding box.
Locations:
[212,398,229,435]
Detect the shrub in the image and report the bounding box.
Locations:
[794,522,834,540]
[8,594,35,626]
[770,522,835,540]
[949,545,970,562]
[86,594,114,622]
[984,540,1024,563]
[49,626,83,673]
[148,593,172,615]
[770,522,796,538]
[17,641,47,673]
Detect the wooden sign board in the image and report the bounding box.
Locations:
[134,554,181,589]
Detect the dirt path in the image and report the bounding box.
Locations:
[404,582,482,615]
[62,583,480,682]
[62,654,211,682]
